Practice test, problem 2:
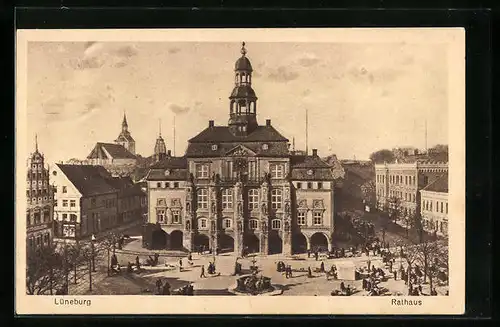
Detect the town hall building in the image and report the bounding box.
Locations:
[144,43,336,256]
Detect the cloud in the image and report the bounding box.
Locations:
[296,53,320,67]
[348,66,404,85]
[71,43,138,70]
[168,47,180,54]
[169,103,191,115]
[302,89,312,97]
[267,66,299,83]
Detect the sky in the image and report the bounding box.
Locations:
[26,40,448,165]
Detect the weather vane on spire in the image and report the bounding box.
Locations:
[241,41,247,56]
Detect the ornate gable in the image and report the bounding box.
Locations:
[225,144,257,157]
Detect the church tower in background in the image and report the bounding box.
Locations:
[153,119,167,162]
[114,113,136,154]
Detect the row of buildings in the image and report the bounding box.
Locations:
[375,160,449,236]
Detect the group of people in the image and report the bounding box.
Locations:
[362,277,387,296]
[276,261,293,278]
[331,282,356,296]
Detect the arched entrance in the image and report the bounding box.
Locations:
[170,230,184,250]
[268,230,283,255]
[292,233,307,254]
[244,234,260,255]
[310,232,329,252]
[219,234,234,253]
[151,229,167,249]
[194,233,210,252]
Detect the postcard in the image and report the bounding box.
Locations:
[15,27,465,315]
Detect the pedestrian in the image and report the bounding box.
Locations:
[200,265,206,278]
[320,261,325,273]
[393,270,397,280]
[367,259,371,271]
[389,260,393,272]
[307,266,313,278]
[188,252,192,261]
[307,249,311,258]
[156,278,163,294]
[162,282,171,295]
[315,251,319,261]
[179,258,183,272]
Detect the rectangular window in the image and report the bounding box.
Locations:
[271,189,282,210]
[224,219,232,229]
[157,182,162,188]
[313,212,323,225]
[157,198,166,206]
[62,200,68,207]
[156,210,165,223]
[200,219,207,228]
[440,202,444,213]
[249,219,258,229]
[174,182,179,188]
[222,189,233,209]
[70,200,76,207]
[271,219,281,230]
[62,186,67,193]
[248,189,259,209]
[446,202,448,214]
[317,182,323,189]
[197,189,208,209]
[172,210,180,224]
[297,212,306,226]
[270,163,284,179]
[296,182,302,189]
[62,213,68,221]
[165,182,170,188]
[196,163,209,179]
[307,182,312,189]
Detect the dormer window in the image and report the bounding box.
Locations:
[307,169,314,176]
[164,169,170,176]
[262,144,269,150]
[212,144,218,151]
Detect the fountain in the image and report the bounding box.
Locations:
[228,257,283,296]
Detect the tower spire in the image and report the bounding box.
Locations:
[305,108,309,155]
[159,118,162,137]
[425,119,428,153]
[173,115,176,156]
[35,134,38,152]
[122,111,128,133]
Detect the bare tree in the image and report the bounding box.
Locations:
[402,244,420,294]
[66,242,85,285]
[361,180,376,208]
[26,244,64,295]
[99,232,122,276]
[387,196,403,225]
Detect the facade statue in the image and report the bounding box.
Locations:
[261,203,267,215]
[285,202,290,215]
[237,202,243,216]
[284,221,290,232]
[211,201,216,214]
[185,220,191,231]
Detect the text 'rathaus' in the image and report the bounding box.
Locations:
[143,43,337,256]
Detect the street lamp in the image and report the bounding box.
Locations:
[91,234,96,272]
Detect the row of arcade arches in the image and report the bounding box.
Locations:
[150,229,329,254]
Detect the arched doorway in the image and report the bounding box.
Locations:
[310,232,329,252]
[219,234,234,253]
[292,233,307,254]
[194,233,210,252]
[268,230,283,255]
[244,234,260,255]
[170,230,184,250]
[151,229,167,249]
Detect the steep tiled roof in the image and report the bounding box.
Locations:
[291,155,331,168]
[56,164,117,196]
[290,155,335,181]
[115,131,135,143]
[147,157,189,181]
[146,169,189,181]
[150,156,188,169]
[186,141,289,157]
[188,125,289,143]
[87,143,136,160]
[422,173,448,193]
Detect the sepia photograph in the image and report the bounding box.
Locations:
[15,28,465,315]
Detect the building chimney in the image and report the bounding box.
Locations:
[312,149,318,157]
[266,119,271,127]
[209,120,214,128]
